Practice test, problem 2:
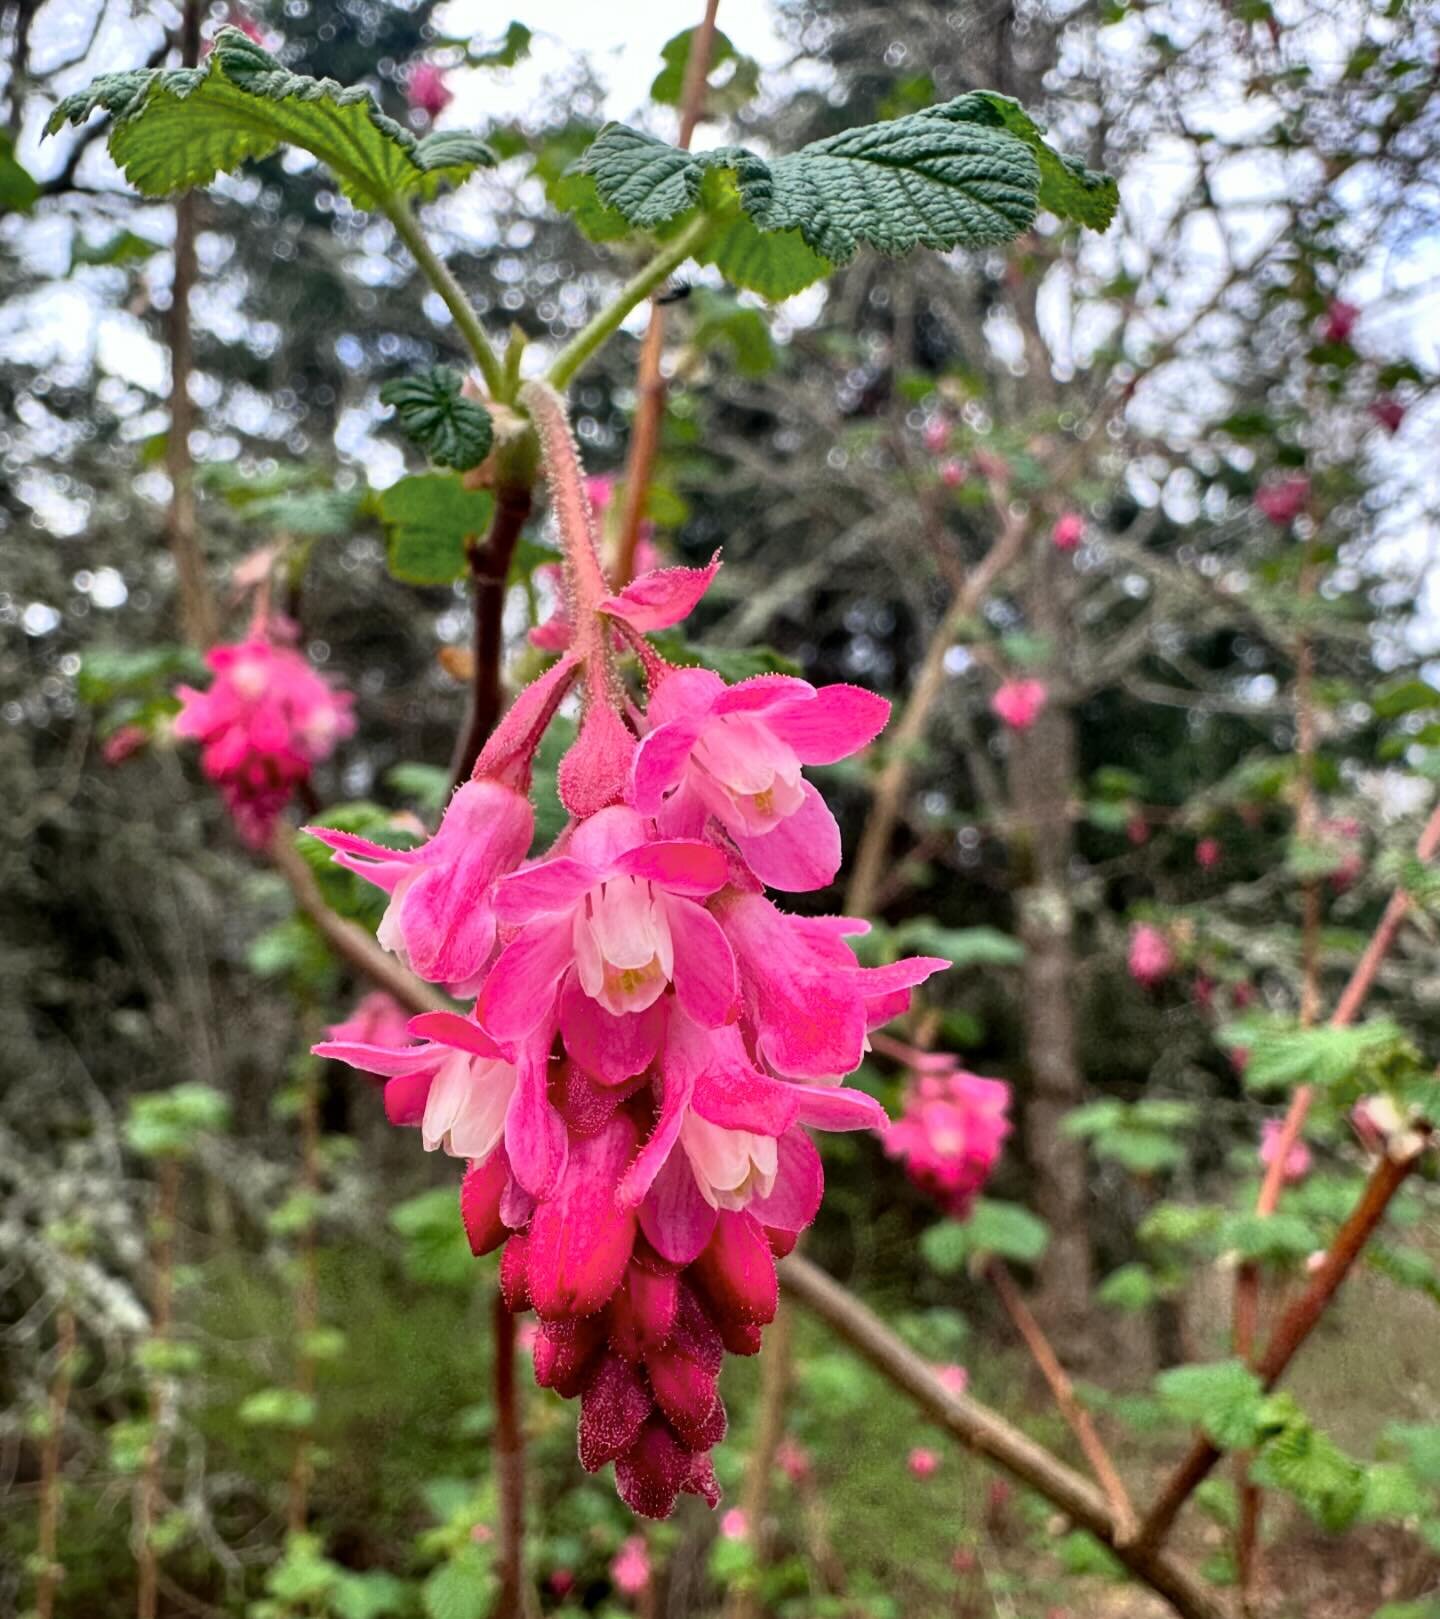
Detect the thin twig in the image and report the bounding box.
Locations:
[779,1255,1232,1619]
[986,1260,1139,1544]
[724,1302,792,1619]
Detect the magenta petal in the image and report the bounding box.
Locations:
[494,857,595,922]
[558,701,635,818]
[645,1344,719,1450]
[629,718,705,815]
[614,838,728,897]
[731,780,841,893]
[691,1056,800,1136]
[302,824,415,889]
[313,1038,438,1079]
[647,665,726,727]
[615,1417,693,1520]
[473,654,580,785]
[746,1128,823,1232]
[765,683,890,764]
[784,1081,888,1133]
[460,1151,511,1256]
[638,1147,717,1265]
[601,550,721,632]
[478,915,574,1045]
[610,1265,679,1361]
[533,1315,607,1397]
[382,1069,434,1127]
[561,973,665,1085]
[662,895,737,1029]
[712,674,815,716]
[504,1037,568,1199]
[578,1353,653,1472]
[407,1012,503,1059]
[527,1113,639,1319]
[617,1041,696,1210]
[692,1211,778,1326]
[861,955,951,997]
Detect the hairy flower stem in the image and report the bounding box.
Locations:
[546,214,715,393]
[136,1156,180,1619]
[34,1304,76,1619]
[384,200,506,400]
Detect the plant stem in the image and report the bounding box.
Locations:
[385,199,506,400]
[724,1301,791,1619]
[986,1260,1138,1543]
[34,1305,76,1619]
[449,482,534,786]
[1136,1138,1427,1553]
[546,214,715,393]
[136,1156,180,1619]
[613,0,721,586]
[492,1290,531,1618]
[779,1255,1231,1619]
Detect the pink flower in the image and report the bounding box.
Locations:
[306,780,533,996]
[1319,299,1359,344]
[548,1568,575,1597]
[174,632,354,846]
[1259,1119,1311,1185]
[326,991,413,1052]
[610,1536,651,1595]
[479,805,736,1082]
[102,724,148,766]
[1254,476,1310,527]
[407,61,452,118]
[1196,837,1222,870]
[714,893,947,1081]
[923,418,952,454]
[990,679,1047,732]
[1051,512,1085,551]
[1370,396,1406,434]
[908,1447,940,1479]
[939,458,967,489]
[934,1363,969,1396]
[586,474,617,513]
[776,1437,811,1483]
[631,668,890,891]
[1128,923,1174,988]
[720,1508,749,1541]
[884,1071,1011,1219]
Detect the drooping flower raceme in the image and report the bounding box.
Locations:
[312,382,947,1519]
[884,1067,1012,1219]
[174,627,354,846]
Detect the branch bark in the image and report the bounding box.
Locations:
[779,1254,1232,1619]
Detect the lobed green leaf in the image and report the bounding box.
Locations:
[46,28,496,209]
[379,366,494,471]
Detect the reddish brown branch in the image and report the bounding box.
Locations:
[987,1260,1138,1543]
[491,1291,532,1619]
[1137,1141,1427,1553]
[779,1255,1231,1619]
[449,483,534,788]
[612,0,721,588]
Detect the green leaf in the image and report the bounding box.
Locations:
[934,93,1119,230]
[379,367,494,471]
[698,215,834,299]
[46,27,495,209]
[389,1189,475,1288]
[238,1388,317,1429]
[376,474,493,586]
[1155,1360,1266,1450]
[1219,1016,1409,1093]
[687,289,776,376]
[423,1550,495,1619]
[1097,1263,1158,1311]
[651,27,760,117]
[69,228,163,273]
[1219,1211,1319,1264]
[1372,678,1440,719]
[125,1084,230,1158]
[334,1570,412,1619]
[77,644,202,705]
[1252,1420,1367,1532]
[922,1199,1049,1271]
[646,631,802,682]
[1381,1423,1440,1487]
[889,921,1023,968]
[0,133,38,216]
[385,762,451,813]
[1055,1530,1125,1579]
[584,100,1049,270]
[465,21,532,70]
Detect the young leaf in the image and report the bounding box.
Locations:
[46,27,495,210]
[0,133,39,216]
[1155,1360,1266,1450]
[376,474,493,586]
[379,367,494,471]
[651,27,760,117]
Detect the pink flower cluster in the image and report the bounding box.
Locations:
[1254,475,1310,528]
[1127,922,1174,988]
[991,678,1047,732]
[312,384,946,1519]
[174,625,354,846]
[883,1058,1011,1219]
